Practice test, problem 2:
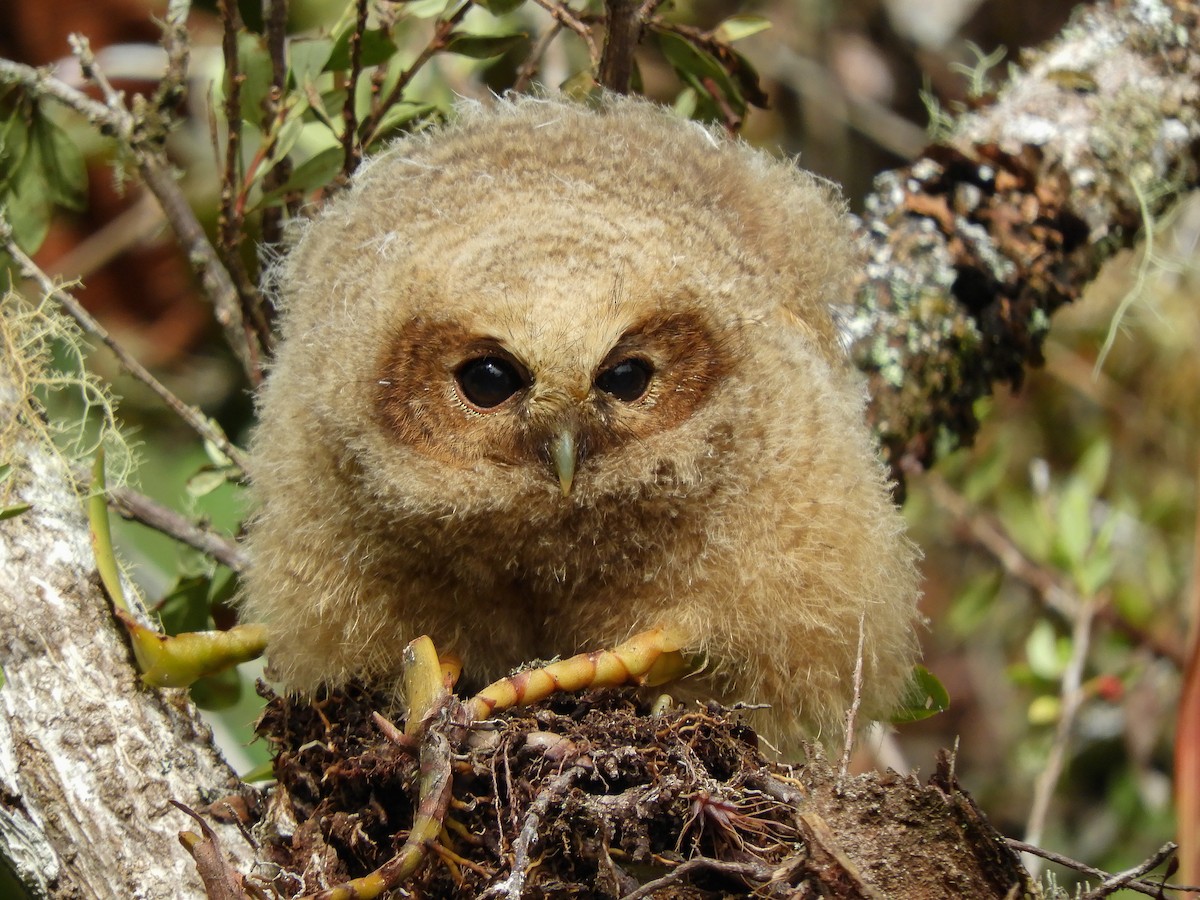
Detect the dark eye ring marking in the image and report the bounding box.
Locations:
[595,357,653,402]
[455,356,527,409]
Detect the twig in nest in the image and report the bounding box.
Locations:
[839,612,867,783]
[484,765,587,898]
[296,701,459,900]
[618,856,774,900]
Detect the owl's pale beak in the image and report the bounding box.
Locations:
[550,429,577,497]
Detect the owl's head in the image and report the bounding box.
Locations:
[261,96,858,529]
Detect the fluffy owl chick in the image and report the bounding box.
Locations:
[244,95,921,746]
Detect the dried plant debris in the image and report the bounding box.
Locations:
[242,684,1032,899]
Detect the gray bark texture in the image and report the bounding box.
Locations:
[0,414,257,897]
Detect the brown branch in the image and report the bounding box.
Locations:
[152,0,192,114]
[597,0,642,94]
[260,0,292,251]
[529,0,597,68]
[107,486,248,573]
[215,0,270,371]
[619,857,774,900]
[339,0,370,179]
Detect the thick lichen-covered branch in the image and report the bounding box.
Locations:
[849,0,1200,483]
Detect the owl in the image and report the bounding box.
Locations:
[243,95,921,747]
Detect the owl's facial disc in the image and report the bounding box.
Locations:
[375,309,731,498]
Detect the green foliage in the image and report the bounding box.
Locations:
[891,665,951,723]
[0,85,88,255]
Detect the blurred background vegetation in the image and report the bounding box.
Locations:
[1,0,1195,895]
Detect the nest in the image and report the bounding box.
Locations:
[217,683,1031,899]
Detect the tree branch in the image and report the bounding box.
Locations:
[849,0,1200,485]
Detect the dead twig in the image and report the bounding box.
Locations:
[838,612,867,783]
[484,765,586,899]
[107,485,248,572]
[1022,599,1096,877]
[1007,839,1198,898]
[618,856,773,900]
[925,472,1185,666]
[340,0,370,179]
[529,0,598,67]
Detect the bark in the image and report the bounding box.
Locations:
[847,0,1200,484]
[0,395,258,897]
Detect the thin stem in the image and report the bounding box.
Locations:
[1022,599,1096,877]
[360,2,472,147]
[513,23,564,94]
[107,486,248,572]
[529,0,598,67]
[1007,839,1197,898]
[340,0,370,178]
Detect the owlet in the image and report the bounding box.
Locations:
[244,95,922,747]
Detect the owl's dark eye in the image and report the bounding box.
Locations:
[456,356,526,409]
[596,358,652,402]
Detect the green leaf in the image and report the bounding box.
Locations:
[947,570,1002,637]
[0,503,31,520]
[1054,476,1094,571]
[189,667,244,710]
[713,15,772,44]
[1075,439,1111,495]
[157,576,214,636]
[1025,619,1068,680]
[4,138,52,252]
[186,465,239,499]
[236,31,274,124]
[368,102,438,145]
[890,665,950,723]
[475,0,525,13]
[30,109,86,211]
[443,31,528,59]
[1028,694,1061,725]
[327,28,399,71]
[399,0,455,19]
[289,37,334,86]
[257,146,343,206]
[655,31,745,113]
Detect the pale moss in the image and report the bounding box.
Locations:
[0,285,136,501]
